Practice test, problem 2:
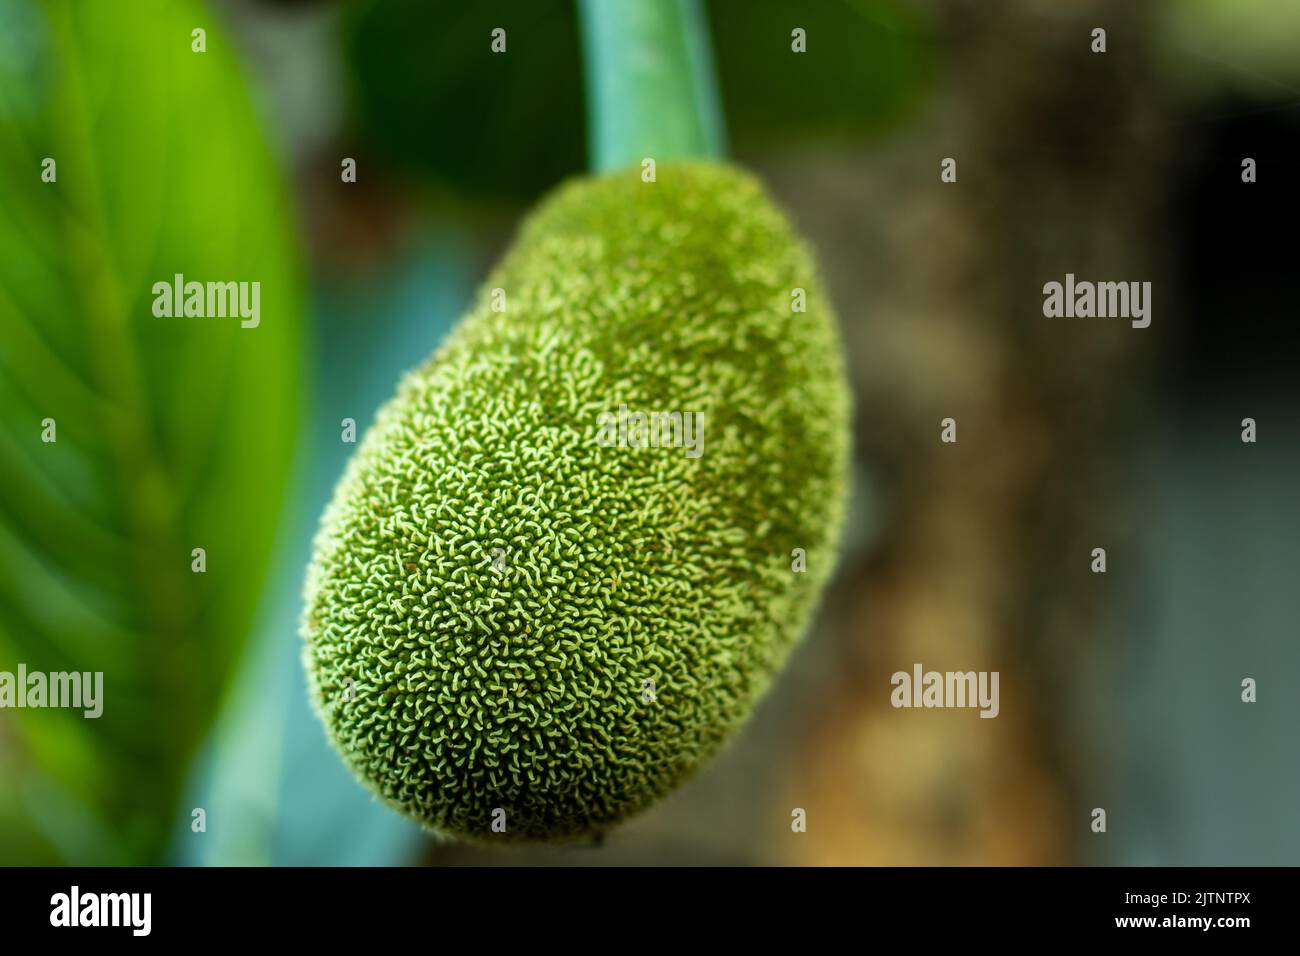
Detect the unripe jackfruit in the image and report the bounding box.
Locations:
[303,161,850,842]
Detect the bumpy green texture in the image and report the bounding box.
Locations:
[303,161,850,841]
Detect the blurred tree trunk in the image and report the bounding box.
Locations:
[757,0,1167,865]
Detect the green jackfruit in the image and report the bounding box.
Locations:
[303,161,850,842]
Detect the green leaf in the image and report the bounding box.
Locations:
[0,0,304,864]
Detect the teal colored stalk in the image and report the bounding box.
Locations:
[578,0,727,171]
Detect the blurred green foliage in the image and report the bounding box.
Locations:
[1160,0,1300,95]
[0,0,304,863]
[342,0,932,201]
[343,0,588,201]
[707,0,933,146]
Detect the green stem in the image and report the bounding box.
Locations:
[578,0,726,171]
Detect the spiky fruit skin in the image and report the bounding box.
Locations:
[303,161,850,842]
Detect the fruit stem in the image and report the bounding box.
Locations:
[578,0,727,171]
